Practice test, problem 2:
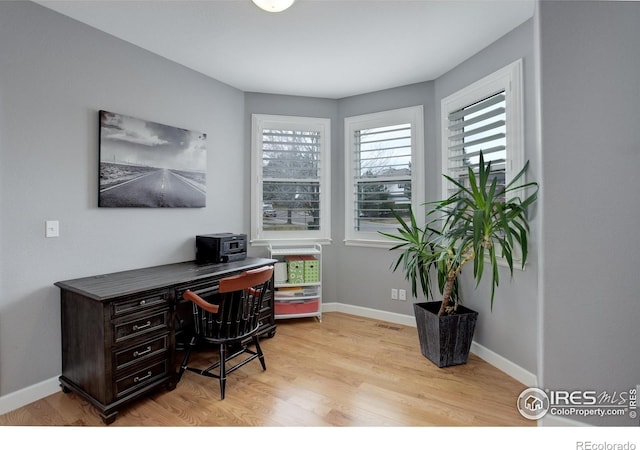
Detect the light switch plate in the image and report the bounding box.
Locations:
[45,220,59,238]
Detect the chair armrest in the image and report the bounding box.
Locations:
[183,290,219,314]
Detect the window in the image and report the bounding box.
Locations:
[251,114,331,244]
[344,106,424,246]
[441,60,523,200]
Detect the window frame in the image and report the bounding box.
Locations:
[344,105,425,247]
[440,59,524,201]
[441,59,526,266]
[251,114,331,245]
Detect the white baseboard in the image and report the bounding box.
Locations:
[1,303,538,417]
[470,341,538,387]
[0,376,60,415]
[322,301,417,327]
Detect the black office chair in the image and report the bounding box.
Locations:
[178,265,273,399]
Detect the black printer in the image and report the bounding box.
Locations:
[195,233,247,264]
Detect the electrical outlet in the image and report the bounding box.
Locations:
[399,289,407,301]
[391,288,398,300]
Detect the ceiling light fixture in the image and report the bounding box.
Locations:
[252,0,295,13]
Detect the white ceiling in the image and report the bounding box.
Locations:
[35,0,535,99]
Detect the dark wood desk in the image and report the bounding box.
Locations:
[54,257,276,424]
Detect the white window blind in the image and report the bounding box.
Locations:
[441,59,523,202]
[251,114,331,244]
[344,106,424,246]
[353,123,412,231]
[262,128,322,231]
[446,91,507,199]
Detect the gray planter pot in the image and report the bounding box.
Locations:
[413,301,478,368]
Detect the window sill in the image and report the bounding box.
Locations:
[252,238,332,247]
[343,239,529,270]
[343,238,396,249]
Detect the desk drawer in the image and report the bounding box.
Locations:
[112,292,169,317]
[114,359,168,399]
[114,334,169,371]
[113,310,169,344]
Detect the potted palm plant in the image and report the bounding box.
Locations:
[380,151,538,367]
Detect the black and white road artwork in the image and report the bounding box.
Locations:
[99,110,207,208]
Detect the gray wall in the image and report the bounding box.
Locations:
[0,2,247,396]
[539,1,640,426]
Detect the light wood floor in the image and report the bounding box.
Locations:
[0,312,534,427]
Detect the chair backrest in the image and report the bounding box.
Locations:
[185,265,274,341]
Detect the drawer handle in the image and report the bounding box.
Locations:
[133,320,151,331]
[139,299,146,306]
[134,371,152,383]
[133,346,152,358]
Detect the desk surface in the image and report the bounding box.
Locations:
[54,257,277,301]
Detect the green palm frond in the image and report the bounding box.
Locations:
[380,151,538,315]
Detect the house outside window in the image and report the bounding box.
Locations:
[251,114,331,245]
[344,106,424,247]
[440,59,524,201]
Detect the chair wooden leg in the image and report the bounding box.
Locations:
[219,343,226,400]
[253,336,266,371]
[178,336,197,382]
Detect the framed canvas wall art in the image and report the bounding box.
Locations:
[99,110,207,208]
